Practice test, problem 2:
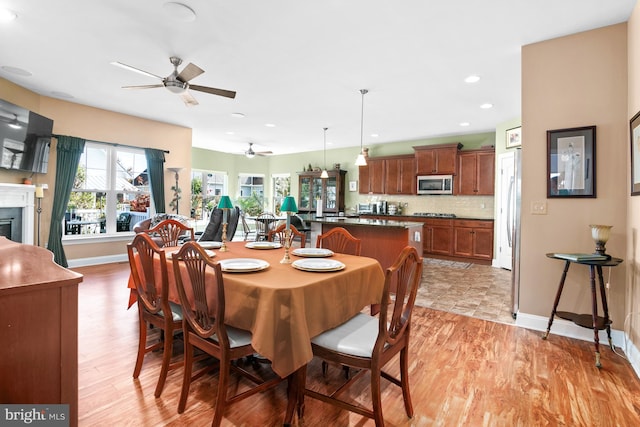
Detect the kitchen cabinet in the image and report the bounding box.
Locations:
[414,142,462,175]
[457,147,495,195]
[298,169,346,214]
[423,218,454,256]
[385,155,415,195]
[453,219,494,261]
[358,158,385,194]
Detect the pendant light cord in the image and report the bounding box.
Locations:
[323,127,327,169]
[360,89,368,153]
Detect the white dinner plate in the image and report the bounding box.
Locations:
[245,241,282,250]
[197,241,222,249]
[168,249,215,259]
[219,258,270,273]
[292,258,345,272]
[291,248,334,257]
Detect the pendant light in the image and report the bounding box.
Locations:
[320,127,329,179]
[355,89,368,166]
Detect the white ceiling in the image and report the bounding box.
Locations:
[0,1,636,156]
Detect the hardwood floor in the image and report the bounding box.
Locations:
[74,261,640,426]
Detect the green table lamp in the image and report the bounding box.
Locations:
[280,196,298,263]
[219,195,233,252]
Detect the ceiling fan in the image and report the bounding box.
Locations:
[245,143,273,158]
[112,56,236,106]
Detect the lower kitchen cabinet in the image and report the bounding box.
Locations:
[452,219,494,261]
[423,219,453,256]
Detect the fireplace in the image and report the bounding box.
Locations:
[0,183,35,244]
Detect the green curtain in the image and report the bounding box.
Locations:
[47,135,86,267]
[145,148,166,213]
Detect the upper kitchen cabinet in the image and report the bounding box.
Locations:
[384,154,415,195]
[358,157,385,194]
[298,169,346,214]
[456,147,495,195]
[413,142,463,175]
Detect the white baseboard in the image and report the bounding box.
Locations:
[67,253,128,268]
[516,312,640,378]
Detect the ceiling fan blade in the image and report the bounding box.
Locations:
[122,84,164,90]
[190,84,236,99]
[180,92,199,106]
[177,62,204,82]
[111,61,164,80]
[256,151,273,156]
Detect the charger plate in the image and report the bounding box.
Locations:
[197,241,222,249]
[292,258,345,272]
[219,258,270,273]
[291,248,334,257]
[245,241,282,250]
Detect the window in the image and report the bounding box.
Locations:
[237,174,265,216]
[272,174,291,215]
[191,169,228,232]
[65,142,150,237]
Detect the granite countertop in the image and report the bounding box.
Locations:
[358,213,494,221]
[308,216,424,228]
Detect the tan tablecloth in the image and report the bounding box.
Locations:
[128,241,385,377]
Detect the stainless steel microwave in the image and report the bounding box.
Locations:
[416,174,454,195]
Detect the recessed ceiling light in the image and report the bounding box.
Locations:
[370,133,379,138]
[459,122,470,127]
[231,112,245,118]
[226,131,235,135]
[1,66,32,76]
[464,75,480,83]
[265,123,276,128]
[163,2,196,22]
[480,103,493,109]
[0,9,17,22]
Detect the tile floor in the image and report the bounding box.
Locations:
[418,258,515,325]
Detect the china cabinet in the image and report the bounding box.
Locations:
[298,170,346,214]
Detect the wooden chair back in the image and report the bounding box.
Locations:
[267,223,307,248]
[127,232,168,315]
[315,226,361,255]
[146,218,194,247]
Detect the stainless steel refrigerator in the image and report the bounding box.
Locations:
[509,148,522,319]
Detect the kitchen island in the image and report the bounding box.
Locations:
[308,216,423,270]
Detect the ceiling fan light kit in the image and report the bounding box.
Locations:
[355,89,368,166]
[114,56,236,106]
[244,142,273,158]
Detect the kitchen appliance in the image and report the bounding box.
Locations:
[357,203,373,214]
[508,149,522,319]
[416,175,454,195]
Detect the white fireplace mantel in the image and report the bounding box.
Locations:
[0,183,35,245]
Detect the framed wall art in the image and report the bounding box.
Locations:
[631,111,640,195]
[547,125,596,198]
[506,126,521,148]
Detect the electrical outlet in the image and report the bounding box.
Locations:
[414,231,421,242]
[531,201,547,215]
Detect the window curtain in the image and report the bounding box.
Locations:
[47,135,86,267]
[145,148,166,213]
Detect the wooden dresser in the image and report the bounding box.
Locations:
[0,237,83,426]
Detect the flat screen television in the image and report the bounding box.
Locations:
[0,99,53,174]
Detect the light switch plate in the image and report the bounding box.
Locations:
[531,201,547,215]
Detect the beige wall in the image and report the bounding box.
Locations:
[0,78,192,260]
[627,5,640,347]
[521,24,628,327]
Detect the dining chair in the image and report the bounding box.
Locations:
[301,245,423,427]
[315,226,361,256]
[172,241,284,426]
[146,218,195,247]
[127,232,183,398]
[198,206,241,242]
[254,212,277,241]
[267,223,307,248]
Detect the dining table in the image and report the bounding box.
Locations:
[127,240,385,379]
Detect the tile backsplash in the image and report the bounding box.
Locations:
[353,195,495,219]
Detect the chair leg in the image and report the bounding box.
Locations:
[133,311,147,379]
[400,347,414,417]
[154,326,173,398]
[212,355,231,427]
[178,337,194,414]
[370,366,384,427]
